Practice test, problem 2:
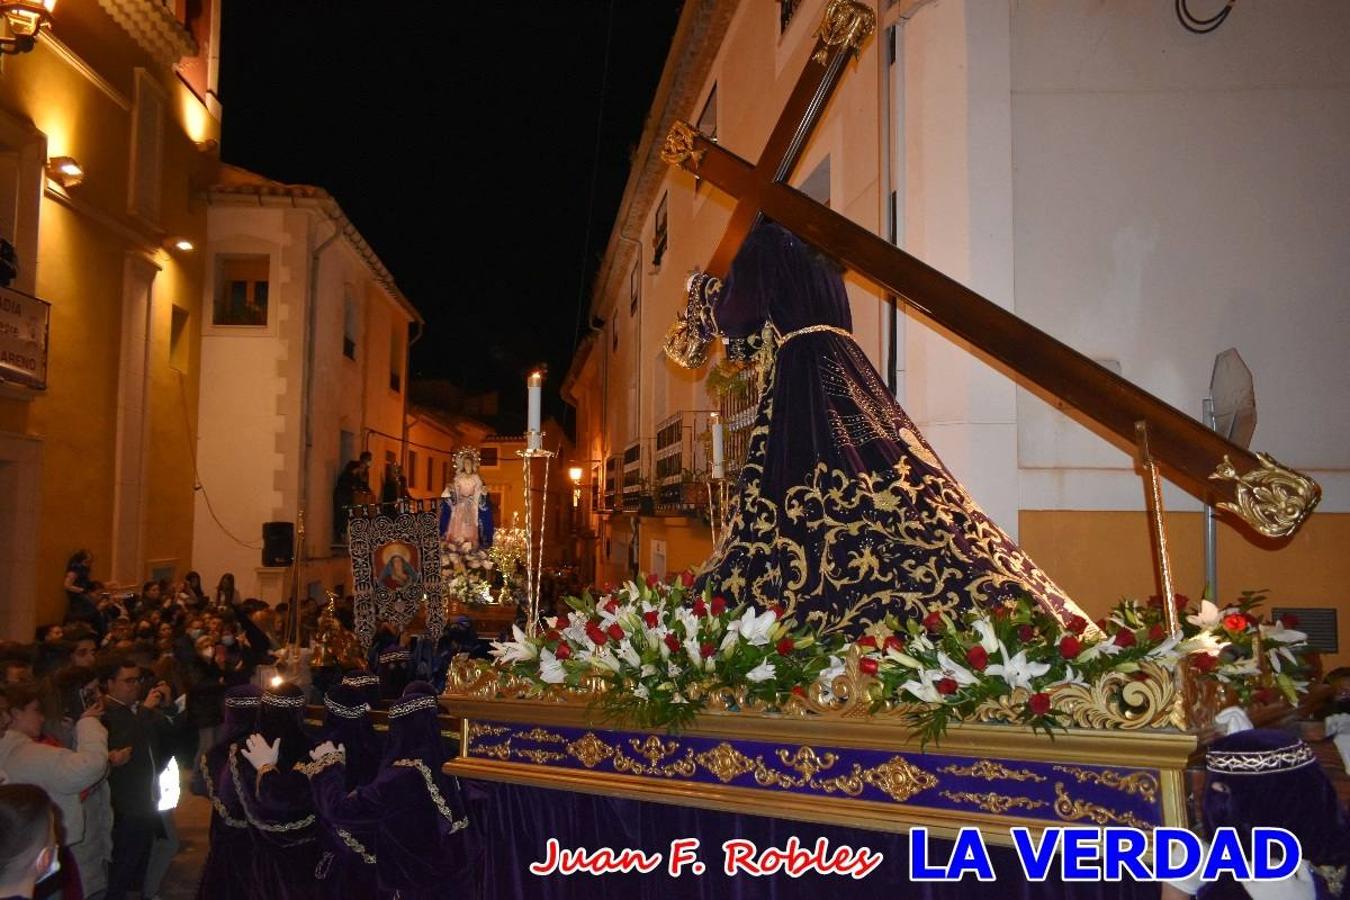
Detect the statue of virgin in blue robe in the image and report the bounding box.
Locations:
[692,221,1090,638]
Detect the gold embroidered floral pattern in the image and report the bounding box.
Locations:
[516,748,567,765]
[1051,766,1158,804]
[392,759,469,833]
[468,722,512,739]
[199,756,246,829]
[227,746,316,835]
[474,741,512,761]
[336,828,376,864]
[517,727,567,744]
[296,751,345,778]
[939,760,1047,783]
[940,790,1047,815]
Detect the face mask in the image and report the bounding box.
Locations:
[188,628,203,639]
[36,844,60,883]
[221,635,236,647]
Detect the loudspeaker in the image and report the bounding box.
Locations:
[262,521,295,567]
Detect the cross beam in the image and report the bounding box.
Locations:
[660,0,1319,540]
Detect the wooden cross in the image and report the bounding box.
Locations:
[660,0,1319,541]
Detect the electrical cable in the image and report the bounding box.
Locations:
[1176,0,1235,35]
[175,370,262,551]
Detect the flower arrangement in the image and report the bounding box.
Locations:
[487,575,1312,742]
[440,540,495,606]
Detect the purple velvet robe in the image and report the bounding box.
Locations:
[217,747,325,900]
[695,221,1088,638]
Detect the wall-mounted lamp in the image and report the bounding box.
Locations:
[569,466,583,509]
[0,0,56,55]
[166,238,194,252]
[45,155,82,187]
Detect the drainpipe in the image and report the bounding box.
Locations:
[402,319,423,471]
[299,217,341,576]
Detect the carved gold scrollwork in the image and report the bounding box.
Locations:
[940,790,1047,815]
[812,0,877,64]
[474,741,511,760]
[612,747,699,779]
[567,732,614,769]
[629,736,679,765]
[973,660,1185,731]
[516,749,566,765]
[696,742,757,784]
[1210,453,1321,539]
[1052,783,1150,830]
[864,757,938,803]
[776,746,838,780]
[467,723,511,740]
[659,121,705,171]
[1051,766,1159,804]
[517,728,567,744]
[939,760,1046,783]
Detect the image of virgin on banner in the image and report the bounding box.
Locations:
[348,501,446,651]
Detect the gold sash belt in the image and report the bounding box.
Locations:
[775,323,855,345]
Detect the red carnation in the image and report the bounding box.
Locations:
[1113,628,1137,648]
[692,598,707,618]
[791,685,807,698]
[776,637,795,656]
[585,624,608,646]
[646,573,661,588]
[965,645,989,671]
[856,635,878,649]
[1190,653,1217,673]
[606,623,625,641]
[700,642,715,658]
[554,643,572,660]
[1095,618,1108,632]
[1068,616,1088,635]
[1028,693,1052,716]
[1281,613,1300,629]
[710,596,727,617]
[643,610,659,628]
[1222,613,1248,633]
[1017,625,1036,643]
[859,658,879,676]
[1059,636,1082,660]
[663,633,681,653]
[1174,594,1190,609]
[936,677,958,696]
[922,611,944,633]
[544,629,561,643]
[884,635,905,653]
[680,570,695,588]
[603,598,619,614]
[1148,624,1167,643]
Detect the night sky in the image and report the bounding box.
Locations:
[217,1,682,432]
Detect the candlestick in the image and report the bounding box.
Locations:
[710,414,724,480]
[527,371,543,451]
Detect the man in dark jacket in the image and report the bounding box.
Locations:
[97,655,176,900]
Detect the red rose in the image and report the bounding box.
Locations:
[776,637,795,656]
[544,629,561,643]
[692,599,707,618]
[1059,636,1081,660]
[1068,616,1088,635]
[884,635,905,653]
[643,610,659,628]
[1222,613,1248,633]
[859,658,879,676]
[1190,653,1217,673]
[1174,594,1190,609]
[965,645,989,671]
[856,635,878,649]
[1027,693,1052,716]
[680,570,695,588]
[1147,595,1163,609]
[1017,625,1036,643]
[1095,618,1108,632]
[790,685,807,698]
[769,604,786,619]
[710,596,727,617]
[936,677,958,696]
[603,598,619,614]
[606,623,625,641]
[1148,624,1166,643]
[1113,629,1137,648]
[1254,687,1279,705]
[663,633,681,653]
[554,643,572,660]
[922,611,944,633]
[585,624,608,646]
[1281,613,1300,629]
[646,573,660,588]
[700,642,715,658]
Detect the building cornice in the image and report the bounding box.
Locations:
[96,0,197,67]
[39,34,132,111]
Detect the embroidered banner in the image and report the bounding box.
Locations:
[348,503,446,649]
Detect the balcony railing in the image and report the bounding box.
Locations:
[654,410,715,513]
[717,372,758,481]
[621,441,643,510]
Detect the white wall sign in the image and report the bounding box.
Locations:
[0,285,49,389]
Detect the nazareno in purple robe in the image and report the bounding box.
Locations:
[217,682,324,900]
[196,684,260,900]
[310,684,384,899]
[305,681,478,900]
[693,220,1091,638]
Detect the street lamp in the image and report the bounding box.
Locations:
[0,1,55,55]
[568,466,583,508]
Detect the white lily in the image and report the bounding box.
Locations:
[616,639,641,668]
[1217,656,1261,680]
[985,648,1051,691]
[633,684,650,700]
[746,659,777,683]
[1046,666,1087,688]
[817,655,846,693]
[935,651,980,686]
[640,663,656,677]
[666,661,682,678]
[971,619,1002,655]
[561,613,591,646]
[719,627,741,655]
[1186,600,1235,630]
[488,625,538,664]
[736,607,778,647]
[683,636,702,667]
[538,648,566,684]
[1267,645,1299,674]
[885,649,925,670]
[1146,636,1181,665]
[673,607,701,638]
[587,647,622,673]
[909,632,935,653]
[1259,621,1307,644]
[900,670,942,703]
[1178,631,1229,656]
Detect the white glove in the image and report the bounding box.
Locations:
[1241,860,1317,900]
[309,741,345,761]
[1333,733,1350,774]
[241,733,281,770]
[1324,713,1350,738]
[1162,835,1208,896]
[1215,705,1255,736]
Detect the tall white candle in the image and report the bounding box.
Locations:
[527,371,543,450]
[710,414,724,479]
